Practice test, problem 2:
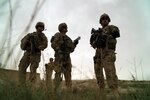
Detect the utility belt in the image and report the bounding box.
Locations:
[26,49,41,52]
[26,49,41,54]
[97,47,115,51]
[96,47,115,58]
[55,51,70,60]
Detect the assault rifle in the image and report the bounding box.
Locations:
[90,28,107,48]
[30,35,38,54]
[74,36,81,46]
[61,36,81,52]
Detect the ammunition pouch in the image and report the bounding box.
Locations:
[110,25,120,38]
[107,38,117,50]
[60,43,67,52]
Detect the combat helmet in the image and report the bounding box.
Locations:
[99,13,111,24]
[35,22,45,29]
[58,23,67,32]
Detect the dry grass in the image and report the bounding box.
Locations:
[0,69,150,100]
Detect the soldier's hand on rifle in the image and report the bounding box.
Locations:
[74,36,81,46]
[74,40,78,45]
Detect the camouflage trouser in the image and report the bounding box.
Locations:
[53,55,72,92]
[94,49,118,90]
[18,51,41,84]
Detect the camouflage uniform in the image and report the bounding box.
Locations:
[51,23,78,91]
[91,14,120,93]
[18,22,48,84]
[45,58,54,86]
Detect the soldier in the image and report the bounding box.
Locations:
[45,58,54,86]
[51,23,80,92]
[90,13,120,99]
[18,22,48,84]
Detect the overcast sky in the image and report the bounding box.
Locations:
[0,0,150,80]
